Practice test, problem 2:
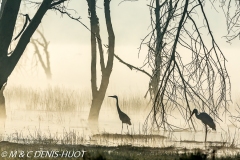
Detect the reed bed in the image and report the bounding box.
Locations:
[4,85,148,113]
[2,85,240,159]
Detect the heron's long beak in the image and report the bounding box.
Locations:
[188,112,194,122]
[108,96,114,98]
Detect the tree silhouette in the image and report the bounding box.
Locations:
[0,0,68,120]
[221,0,240,42]
[143,0,231,131]
[111,0,231,131]
[86,0,115,123]
[31,29,52,80]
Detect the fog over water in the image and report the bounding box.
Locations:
[7,1,240,96]
[1,0,240,152]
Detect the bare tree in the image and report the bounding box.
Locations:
[31,29,52,79]
[0,0,67,120]
[113,0,231,131]
[220,0,240,42]
[143,0,231,131]
[0,0,6,18]
[86,0,115,122]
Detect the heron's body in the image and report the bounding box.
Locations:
[193,111,216,130]
[117,109,131,125]
[108,95,131,133]
[190,109,216,142]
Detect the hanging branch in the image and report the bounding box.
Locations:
[220,0,240,42]
[114,54,152,78]
[31,29,52,79]
[142,0,231,133]
[12,14,31,41]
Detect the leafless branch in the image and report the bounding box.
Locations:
[141,0,231,132]
[114,54,152,78]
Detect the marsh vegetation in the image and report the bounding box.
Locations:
[1,1,240,159]
[1,86,240,159]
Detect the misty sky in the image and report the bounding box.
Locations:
[4,0,240,99]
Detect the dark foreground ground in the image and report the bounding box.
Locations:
[0,141,240,160]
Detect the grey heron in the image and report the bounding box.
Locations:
[108,95,131,133]
[189,109,216,142]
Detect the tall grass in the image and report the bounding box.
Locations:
[4,85,240,157]
[2,84,240,160]
[2,127,89,146]
[4,85,149,113]
[5,86,91,112]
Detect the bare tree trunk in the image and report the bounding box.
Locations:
[0,84,5,133]
[0,0,21,120]
[0,0,54,87]
[0,91,5,119]
[0,83,6,119]
[149,0,162,100]
[89,93,106,122]
[0,0,21,88]
[31,29,52,80]
[86,0,115,122]
[86,0,98,121]
[0,0,54,118]
[0,0,7,18]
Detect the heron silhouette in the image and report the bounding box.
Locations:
[108,95,131,133]
[189,109,216,142]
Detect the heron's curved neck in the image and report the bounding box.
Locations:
[194,111,200,119]
[115,97,121,113]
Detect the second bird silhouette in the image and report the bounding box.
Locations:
[189,109,216,142]
[108,95,131,134]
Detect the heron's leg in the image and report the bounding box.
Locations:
[127,125,129,134]
[205,124,207,143]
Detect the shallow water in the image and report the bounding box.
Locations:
[1,100,240,152]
